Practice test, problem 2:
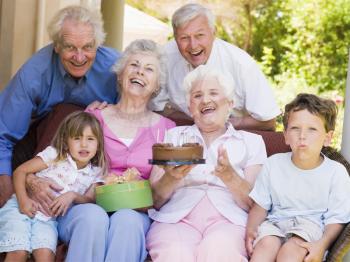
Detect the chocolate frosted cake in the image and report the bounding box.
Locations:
[152,143,203,161]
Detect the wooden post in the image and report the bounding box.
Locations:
[341,49,350,162]
[101,0,124,51]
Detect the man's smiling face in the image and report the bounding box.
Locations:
[55,19,97,79]
[174,15,215,68]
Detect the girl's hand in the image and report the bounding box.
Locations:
[213,145,235,183]
[50,192,76,217]
[18,197,40,218]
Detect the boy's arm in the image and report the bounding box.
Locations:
[13,156,48,216]
[297,223,344,262]
[246,202,268,256]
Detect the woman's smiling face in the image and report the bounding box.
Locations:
[189,76,232,132]
[119,53,160,100]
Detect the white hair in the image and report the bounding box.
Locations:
[112,39,166,96]
[48,5,105,47]
[172,3,215,33]
[183,65,236,107]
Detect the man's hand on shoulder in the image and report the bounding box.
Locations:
[86,100,109,110]
[0,175,14,207]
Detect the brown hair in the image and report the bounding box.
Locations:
[283,93,338,132]
[51,111,107,174]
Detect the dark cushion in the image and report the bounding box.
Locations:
[35,104,84,154]
[248,130,291,157]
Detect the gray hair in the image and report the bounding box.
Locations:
[172,3,215,33]
[48,5,106,47]
[112,39,167,96]
[183,65,236,107]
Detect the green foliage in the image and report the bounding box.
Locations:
[126,0,348,149]
[250,0,350,95]
[125,0,169,23]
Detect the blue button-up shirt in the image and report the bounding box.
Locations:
[0,43,120,175]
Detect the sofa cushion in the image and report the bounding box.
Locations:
[248,130,291,157]
[35,104,84,154]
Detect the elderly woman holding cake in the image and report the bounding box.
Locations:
[146,65,267,262]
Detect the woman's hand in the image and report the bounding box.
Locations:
[212,144,257,211]
[151,164,195,209]
[50,191,76,217]
[213,145,235,184]
[26,174,63,216]
[162,164,194,180]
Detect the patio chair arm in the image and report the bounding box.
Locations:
[326,222,350,262]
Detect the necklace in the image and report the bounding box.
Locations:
[114,106,150,121]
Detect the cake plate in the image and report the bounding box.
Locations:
[149,159,206,165]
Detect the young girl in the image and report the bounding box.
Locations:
[0,111,107,262]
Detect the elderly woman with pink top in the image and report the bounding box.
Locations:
[85,39,175,262]
[146,65,267,261]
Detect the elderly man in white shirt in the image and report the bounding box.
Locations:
[150,3,280,131]
[146,65,267,262]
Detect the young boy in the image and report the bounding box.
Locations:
[246,93,350,262]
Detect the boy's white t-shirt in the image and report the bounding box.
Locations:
[250,152,350,229]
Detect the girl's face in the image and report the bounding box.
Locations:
[68,126,98,169]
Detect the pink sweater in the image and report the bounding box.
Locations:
[87,108,175,179]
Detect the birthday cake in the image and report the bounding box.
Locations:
[152,143,203,161]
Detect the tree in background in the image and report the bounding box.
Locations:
[127,0,349,147]
[251,0,350,96]
[128,0,350,94]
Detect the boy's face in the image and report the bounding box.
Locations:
[284,109,333,168]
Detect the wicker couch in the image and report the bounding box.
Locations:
[1,103,350,262]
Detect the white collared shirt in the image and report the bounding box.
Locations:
[149,38,281,121]
[36,146,102,195]
[148,124,267,226]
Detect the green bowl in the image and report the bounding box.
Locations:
[95,180,153,212]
